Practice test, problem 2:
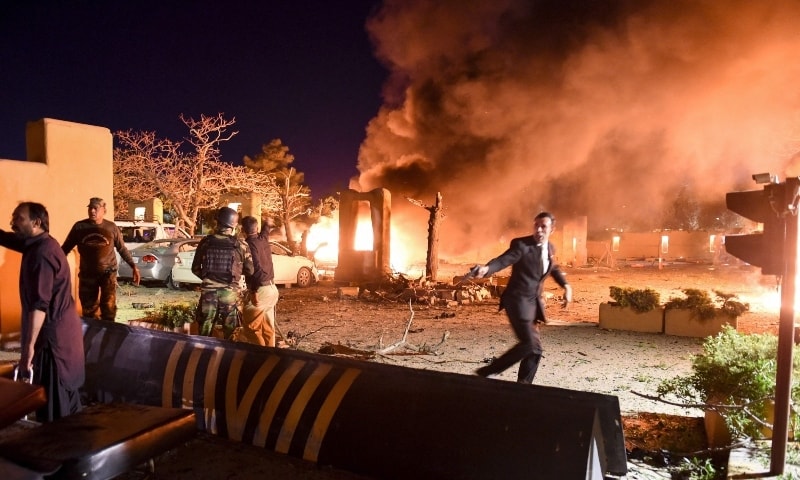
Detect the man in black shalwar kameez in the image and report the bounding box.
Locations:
[0,202,85,421]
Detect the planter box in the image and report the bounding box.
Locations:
[128,320,165,331]
[761,400,796,440]
[705,401,794,447]
[128,320,195,334]
[704,409,732,448]
[598,303,664,333]
[664,309,737,338]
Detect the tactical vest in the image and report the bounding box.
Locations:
[201,235,243,284]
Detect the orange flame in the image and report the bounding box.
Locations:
[306,211,423,276]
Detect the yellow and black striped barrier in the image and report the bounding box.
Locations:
[82,319,627,479]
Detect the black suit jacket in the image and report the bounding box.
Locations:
[485,235,568,323]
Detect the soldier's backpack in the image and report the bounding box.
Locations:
[200,235,243,284]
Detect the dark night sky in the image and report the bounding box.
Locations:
[0,0,387,198]
[6,0,800,253]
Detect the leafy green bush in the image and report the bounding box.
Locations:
[608,286,661,313]
[664,289,749,320]
[656,326,800,441]
[142,302,196,330]
[674,457,717,480]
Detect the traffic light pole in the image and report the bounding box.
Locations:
[726,175,800,477]
[770,212,797,475]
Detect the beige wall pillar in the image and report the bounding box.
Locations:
[128,198,164,222]
[221,192,262,230]
[559,216,588,267]
[335,188,392,283]
[0,118,112,341]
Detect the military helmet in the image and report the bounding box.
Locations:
[216,207,239,230]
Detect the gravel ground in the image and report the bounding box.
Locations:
[113,261,778,417]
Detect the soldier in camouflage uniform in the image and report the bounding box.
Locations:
[191,207,254,338]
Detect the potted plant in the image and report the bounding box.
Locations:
[663,289,749,337]
[598,286,664,333]
[129,302,197,334]
[655,326,800,448]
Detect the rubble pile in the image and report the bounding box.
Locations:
[339,273,502,306]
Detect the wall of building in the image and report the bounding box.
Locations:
[556,216,588,267]
[587,230,718,265]
[0,118,112,340]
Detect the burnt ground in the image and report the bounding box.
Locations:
[109,261,787,477]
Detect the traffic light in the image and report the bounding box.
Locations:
[724,178,793,276]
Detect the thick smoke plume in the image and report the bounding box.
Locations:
[353,0,800,261]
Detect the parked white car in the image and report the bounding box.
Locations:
[118,238,200,289]
[171,240,319,288]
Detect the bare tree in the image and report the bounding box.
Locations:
[173,114,239,233]
[113,130,178,217]
[407,192,444,281]
[114,114,279,235]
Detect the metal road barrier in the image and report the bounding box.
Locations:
[82,319,627,479]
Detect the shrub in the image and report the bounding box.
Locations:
[713,290,750,318]
[142,302,196,330]
[608,286,661,313]
[656,326,800,441]
[664,289,749,320]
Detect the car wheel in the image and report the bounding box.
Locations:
[296,267,313,288]
[167,274,181,290]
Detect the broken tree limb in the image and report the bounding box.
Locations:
[318,342,376,360]
[429,330,450,350]
[406,192,444,281]
[377,304,451,357]
[631,390,777,431]
[284,324,340,349]
[377,299,415,355]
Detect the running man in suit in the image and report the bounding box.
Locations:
[469,211,572,383]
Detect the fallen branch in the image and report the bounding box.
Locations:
[318,342,376,360]
[375,299,451,356]
[377,299,415,354]
[283,324,340,349]
[631,390,776,430]
[401,355,478,365]
[427,330,450,351]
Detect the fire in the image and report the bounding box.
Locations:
[723,275,781,319]
[305,215,338,265]
[305,211,423,276]
[354,218,373,251]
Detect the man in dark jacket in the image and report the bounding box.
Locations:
[61,197,140,321]
[0,202,85,421]
[469,211,572,383]
[239,216,279,347]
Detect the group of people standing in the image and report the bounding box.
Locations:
[190,206,279,347]
[0,199,279,423]
[0,196,571,424]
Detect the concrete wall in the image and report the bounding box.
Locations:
[556,215,588,267]
[587,230,717,264]
[0,118,112,340]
